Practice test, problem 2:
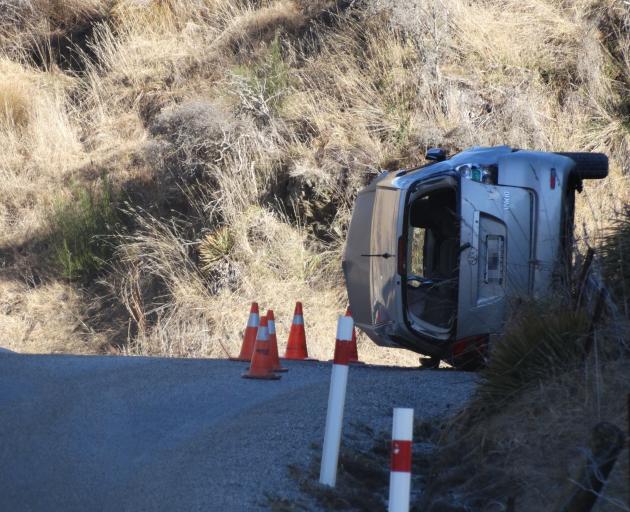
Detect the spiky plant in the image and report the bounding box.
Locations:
[198,226,235,273]
[478,305,590,407]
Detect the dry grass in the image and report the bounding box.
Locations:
[0,78,31,129]
[0,57,83,247]
[0,2,627,508]
[422,355,629,511]
[0,279,107,353]
[0,0,626,366]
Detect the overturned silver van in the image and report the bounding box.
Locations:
[342,146,608,368]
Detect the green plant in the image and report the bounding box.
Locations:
[50,177,120,281]
[478,304,590,406]
[232,32,291,117]
[198,226,235,273]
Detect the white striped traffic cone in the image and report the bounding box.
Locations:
[231,302,259,361]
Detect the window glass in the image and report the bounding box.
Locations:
[409,227,425,276]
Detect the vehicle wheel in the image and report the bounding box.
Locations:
[449,352,485,371]
[555,152,608,179]
[419,356,440,369]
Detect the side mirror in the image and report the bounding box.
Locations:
[426,148,447,162]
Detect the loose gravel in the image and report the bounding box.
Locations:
[0,353,477,511]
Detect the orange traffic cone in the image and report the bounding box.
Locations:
[231,302,259,361]
[345,308,362,364]
[267,310,288,372]
[243,315,281,380]
[284,302,309,360]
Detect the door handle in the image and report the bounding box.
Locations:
[361,253,394,259]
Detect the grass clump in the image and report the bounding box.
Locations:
[198,226,235,273]
[0,79,31,129]
[478,305,590,406]
[50,178,120,282]
[232,33,292,119]
[599,207,630,315]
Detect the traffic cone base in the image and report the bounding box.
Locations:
[242,371,281,380]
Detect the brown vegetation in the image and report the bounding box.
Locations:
[0,0,628,359]
[0,0,628,508]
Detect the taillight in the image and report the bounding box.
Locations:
[397,236,406,276]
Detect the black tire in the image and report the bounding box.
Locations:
[447,335,489,371]
[554,152,608,179]
[448,352,485,371]
[419,356,440,369]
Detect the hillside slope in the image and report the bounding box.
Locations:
[0,0,628,359]
[0,1,628,510]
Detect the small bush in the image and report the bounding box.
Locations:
[232,33,291,119]
[478,305,590,406]
[0,79,31,129]
[147,100,242,189]
[49,178,120,281]
[198,226,235,272]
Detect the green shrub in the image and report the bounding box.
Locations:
[478,305,590,406]
[50,178,120,281]
[232,33,291,117]
[198,226,235,273]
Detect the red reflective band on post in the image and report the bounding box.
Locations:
[333,340,354,365]
[390,440,412,472]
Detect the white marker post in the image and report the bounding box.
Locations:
[388,408,414,512]
[319,315,354,487]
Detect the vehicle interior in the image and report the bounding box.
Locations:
[406,187,459,330]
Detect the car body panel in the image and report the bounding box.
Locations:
[456,178,533,339]
[342,146,607,359]
[368,186,404,339]
[343,187,376,331]
[496,151,576,295]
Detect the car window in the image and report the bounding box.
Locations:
[409,227,425,276]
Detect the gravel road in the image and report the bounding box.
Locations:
[0,353,477,511]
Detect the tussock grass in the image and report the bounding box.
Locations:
[0,279,108,354]
[422,357,629,511]
[0,78,31,129]
[198,226,235,273]
[478,305,590,406]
